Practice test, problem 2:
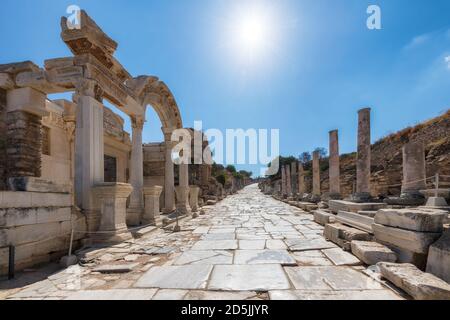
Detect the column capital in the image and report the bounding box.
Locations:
[131,115,145,130]
[75,78,103,102]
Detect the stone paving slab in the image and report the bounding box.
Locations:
[190,240,238,250]
[286,238,337,252]
[292,251,334,266]
[322,248,362,266]
[173,250,233,265]
[285,266,384,291]
[65,289,158,300]
[234,250,297,265]
[238,240,266,250]
[269,289,403,300]
[134,265,213,289]
[208,265,291,291]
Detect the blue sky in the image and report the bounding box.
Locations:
[1,0,449,177]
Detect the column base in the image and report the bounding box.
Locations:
[126,207,143,226]
[92,231,133,245]
[384,191,426,206]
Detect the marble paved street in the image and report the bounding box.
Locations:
[0,185,405,300]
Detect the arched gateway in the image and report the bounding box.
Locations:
[0,10,186,231]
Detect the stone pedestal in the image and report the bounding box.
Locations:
[163,138,176,214]
[6,87,47,180]
[353,108,372,202]
[128,116,145,226]
[142,186,163,226]
[189,185,200,214]
[74,94,104,231]
[312,151,321,198]
[93,183,133,244]
[175,186,191,215]
[329,130,341,199]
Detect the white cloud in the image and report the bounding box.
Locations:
[404,34,431,50]
[446,56,450,69]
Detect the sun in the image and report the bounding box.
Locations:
[225,3,278,64]
[237,13,268,53]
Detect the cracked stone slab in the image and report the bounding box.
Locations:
[234,250,297,265]
[208,265,291,291]
[184,291,260,300]
[201,233,236,240]
[134,265,213,289]
[93,263,139,274]
[173,250,233,265]
[65,289,157,300]
[284,266,384,290]
[152,289,188,300]
[322,248,362,266]
[286,238,337,252]
[292,251,333,266]
[269,289,403,300]
[190,240,238,250]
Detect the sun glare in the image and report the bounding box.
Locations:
[237,13,268,53]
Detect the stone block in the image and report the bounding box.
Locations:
[0,221,64,247]
[6,87,47,117]
[324,223,371,251]
[329,200,386,214]
[313,210,335,226]
[375,208,447,232]
[426,229,450,283]
[0,192,32,208]
[336,210,374,233]
[351,241,397,265]
[30,192,72,208]
[377,262,450,300]
[373,223,441,254]
[7,177,71,194]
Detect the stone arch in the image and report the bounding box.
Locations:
[126,76,183,136]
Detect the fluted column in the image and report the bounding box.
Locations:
[286,164,292,198]
[128,115,145,225]
[298,162,305,196]
[281,165,287,197]
[176,163,191,214]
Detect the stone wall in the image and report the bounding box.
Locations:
[0,191,86,275]
[6,111,43,178]
[0,89,6,190]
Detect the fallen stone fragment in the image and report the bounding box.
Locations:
[313,210,335,226]
[351,241,397,265]
[93,263,139,274]
[375,208,447,232]
[373,223,441,254]
[377,262,450,300]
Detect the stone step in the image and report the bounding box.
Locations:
[426,228,450,283]
[329,200,387,214]
[377,262,450,300]
[313,210,336,226]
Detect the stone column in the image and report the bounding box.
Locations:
[291,162,298,196]
[329,130,341,198]
[286,164,292,199]
[162,135,176,214]
[74,80,104,231]
[142,186,163,226]
[298,162,305,196]
[355,108,372,201]
[312,151,321,196]
[176,163,191,214]
[281,165,287,197]
[189,185,200,214]
[93,183,133,244]
[127,115,145,226]
[402,141,426,196]
[5,87,47,180]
